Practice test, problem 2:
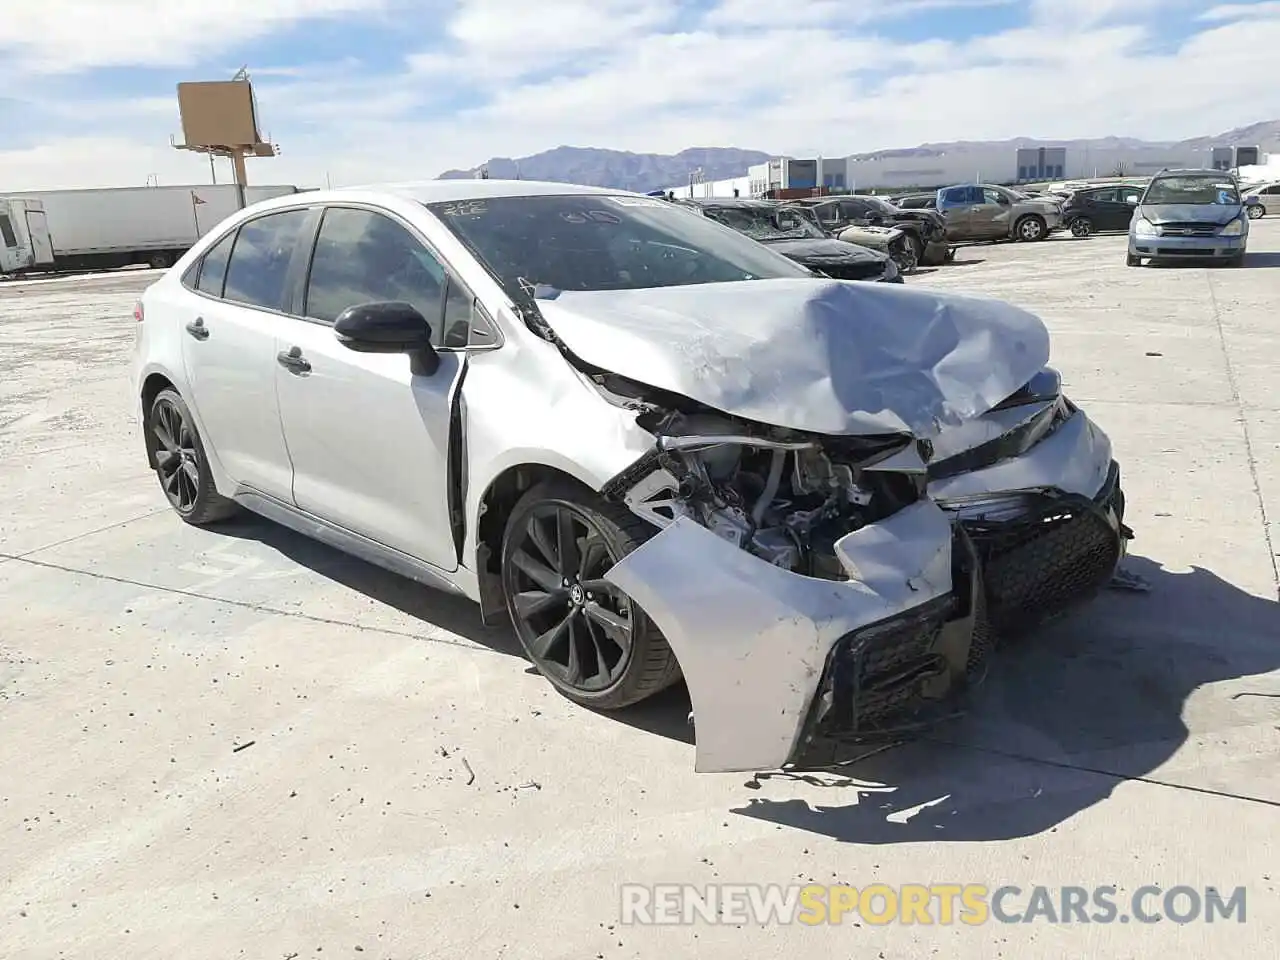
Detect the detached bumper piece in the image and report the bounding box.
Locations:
[791,531,990,770]
[963,461,1129,635]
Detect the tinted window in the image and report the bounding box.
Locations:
[428,193,812,297]
[939,187,970,205]
[0,213,16,248]
[223,210,310,310]
[304,207,445,328]
[440,278,474,349]
[982,188,1006,205]
[195,231,235,297]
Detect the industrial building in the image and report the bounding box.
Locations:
[668,143,1267,198]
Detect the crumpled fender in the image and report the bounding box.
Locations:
[604,500,956,773]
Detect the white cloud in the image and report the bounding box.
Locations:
[2,0,1280,190]
[0,0,389,72]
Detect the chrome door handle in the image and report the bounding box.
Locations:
[276,346,311,374]
[185,317,209,340]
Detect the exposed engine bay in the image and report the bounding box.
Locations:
[601,404,924,581]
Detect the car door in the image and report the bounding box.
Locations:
[937,186,977,238]
[972,187,1014,239]
[272,204,468,572]
[179,209,310,501]
[1083,188,1127,231]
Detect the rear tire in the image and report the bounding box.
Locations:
[147,389,238,525]
[147,253,172,269]
[1247,204,1265,220]
[1069,217,1094,238]
[500,480,681,710]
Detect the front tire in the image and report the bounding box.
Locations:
[1015,215,1047,242]
[500,480,681,709]
[1247,204,1265,220]
[1070,217,1094,238]
[148,389,237,525]
[1126,253,1142,267]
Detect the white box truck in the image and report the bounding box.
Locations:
[0,197,57,275]
[0,183,300,276]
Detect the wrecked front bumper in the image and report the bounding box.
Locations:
[604,500,980,774]
[930,408,1129,634]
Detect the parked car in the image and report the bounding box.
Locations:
[776,201,918,274]
[678,197,901,282]
[133,180,1129,773]
[936,184,1064,242]
[792,195,952,266]
[1240,181,1280,218]
[1127,169,1248,267]
[1061,184,1142,237]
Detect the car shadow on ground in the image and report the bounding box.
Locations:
[211,513,526,659]
[940,258,986,268]
[727,554,1280,843]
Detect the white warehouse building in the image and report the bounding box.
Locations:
[665,143,1266,197]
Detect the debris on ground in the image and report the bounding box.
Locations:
[232,740,255,753]
[461,757,475,785]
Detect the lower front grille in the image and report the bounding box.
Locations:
[818,261,888,281]
[1155,246,1220,256]
[963,463,1126,635]
[789,528,987,769]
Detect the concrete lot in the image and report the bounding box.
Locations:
[2,226,1278,958]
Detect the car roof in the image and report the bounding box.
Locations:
[1151,168,1233,177]
[341,179,635,202]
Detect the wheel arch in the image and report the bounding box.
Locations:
[472,460,606,624]
[139,372,178,468]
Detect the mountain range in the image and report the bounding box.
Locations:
[437,121,1280,193]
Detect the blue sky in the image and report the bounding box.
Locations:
[1,0,1278,189]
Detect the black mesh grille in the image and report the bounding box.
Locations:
[817,260,887,281]
[963,464,1125,634]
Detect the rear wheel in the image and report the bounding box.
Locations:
[500,481,680,709]
[148,389,237,525]
[1069,217,1094,238]
[147,252,172,269]
[1247,204,1265,220]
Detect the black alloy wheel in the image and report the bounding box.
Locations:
[500,483,679,708]
[1070,217,1094,238]
[152,395,200,513]
[148,388,236,524]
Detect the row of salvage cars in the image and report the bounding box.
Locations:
[133,179,1133,774]
[673,195,952,280]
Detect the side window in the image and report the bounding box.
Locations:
[440,277,473,349]
[304,207,446,330]
[843,199,870,219]
[0,213,16,248]
[982,188,1005,205]
[194,230,236,298]
[223,210,309,311]
[814,203,839,224]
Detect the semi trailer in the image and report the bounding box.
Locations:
[0,183,300,276]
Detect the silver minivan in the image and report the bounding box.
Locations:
[1127,169,1248,267]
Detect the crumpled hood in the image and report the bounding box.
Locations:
[766,238,886,264]
[1141,203,1241,225]
[535,278,1051,437]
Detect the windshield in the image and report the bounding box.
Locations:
[1143,176,1240,205]
[427,194,813,296]
[699,204,827,241]
[861,196,902,217]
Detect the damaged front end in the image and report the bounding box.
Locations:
[927,368,1132,634]
[596,400,987,774]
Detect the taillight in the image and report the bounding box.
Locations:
[133,301,144,323]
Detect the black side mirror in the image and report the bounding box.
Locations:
[334,301,438,373]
